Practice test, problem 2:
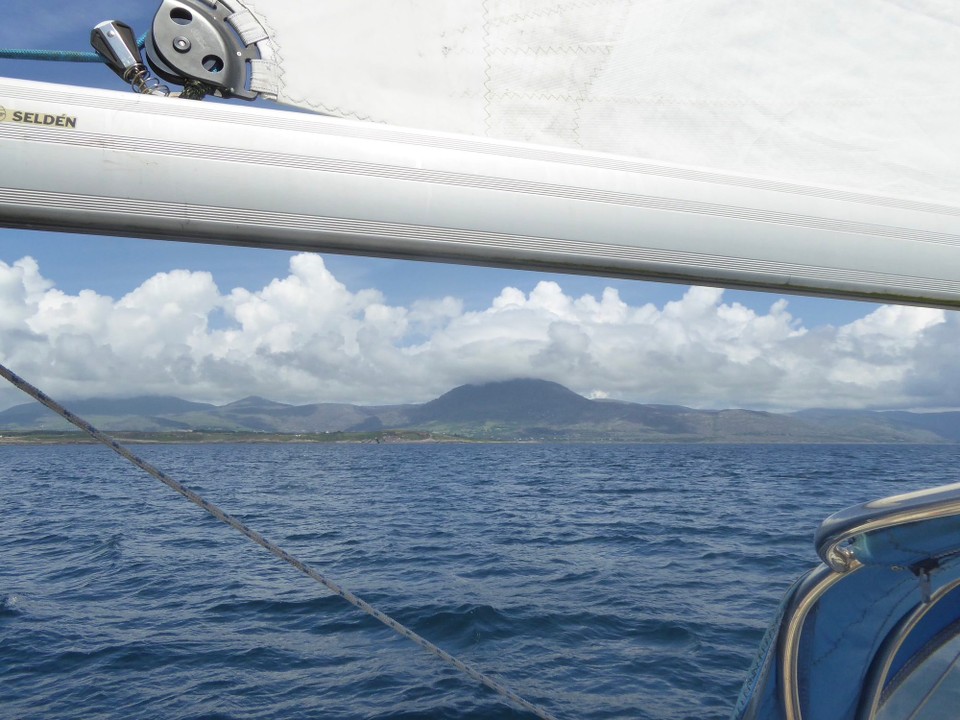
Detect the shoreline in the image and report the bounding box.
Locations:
[0,430,472,445]
[0,431,949,446]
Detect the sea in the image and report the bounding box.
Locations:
[1,442,957,720]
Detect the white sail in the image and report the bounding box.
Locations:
[237,0,960,205]
[3,1,960,308]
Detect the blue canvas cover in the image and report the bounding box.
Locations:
[734,487,960,720]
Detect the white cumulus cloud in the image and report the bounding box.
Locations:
[0,254,956,412]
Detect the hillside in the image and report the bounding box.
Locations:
[0,379,955,443]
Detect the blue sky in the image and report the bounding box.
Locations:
[0,1,955,412]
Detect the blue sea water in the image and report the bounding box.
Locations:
[1,442,958,719]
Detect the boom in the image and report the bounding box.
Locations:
[2,76,960,308]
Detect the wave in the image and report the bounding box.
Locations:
[0,593,23,617]
[6,442,957,719]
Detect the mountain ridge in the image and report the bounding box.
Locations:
[0,379,956,443]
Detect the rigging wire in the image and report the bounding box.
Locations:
[0,360,558,720]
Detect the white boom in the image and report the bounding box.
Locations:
[2,76,960,308]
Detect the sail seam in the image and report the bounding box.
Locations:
[487,45,615,56]
[570,1,632,149]
[489,0,623,27]
[215,0,280,99]
[482,0,493,138]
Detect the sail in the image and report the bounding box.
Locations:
[234,0,960,205]
[4,1,960,307]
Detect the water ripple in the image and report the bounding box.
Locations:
[1,442,957,719]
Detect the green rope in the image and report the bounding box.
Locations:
[0,48,103,63]
[0,32,148,64]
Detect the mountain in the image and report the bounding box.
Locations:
[410,379,593,424]
[406,380,840,442]
[880,411,960,442]
[790,409,960,444]
[0,380,957,443]
[221,396,293,411]
[0,396,218,432]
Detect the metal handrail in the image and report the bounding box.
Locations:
[815,482,960,572]
[772,481,960,719]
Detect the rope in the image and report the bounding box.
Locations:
[0,361,558,720]
[0,32,149,64]
[0,48,104,63]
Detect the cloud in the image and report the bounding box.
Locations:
[0,254,956,412]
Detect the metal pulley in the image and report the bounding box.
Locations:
[91,0,262,100]
[144,0,258,100]
[90,20,170,96]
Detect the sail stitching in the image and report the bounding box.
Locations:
[570,1,632,148]
[482,0,493,138]
[215,0,281,99]
[488,45,614,55]
[488,0,627,27]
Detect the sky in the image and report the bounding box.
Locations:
[0,0,957,413]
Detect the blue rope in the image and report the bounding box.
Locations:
[0,48,103,63]
[0,31,148,64]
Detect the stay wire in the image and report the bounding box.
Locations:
[0,361,558,720]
